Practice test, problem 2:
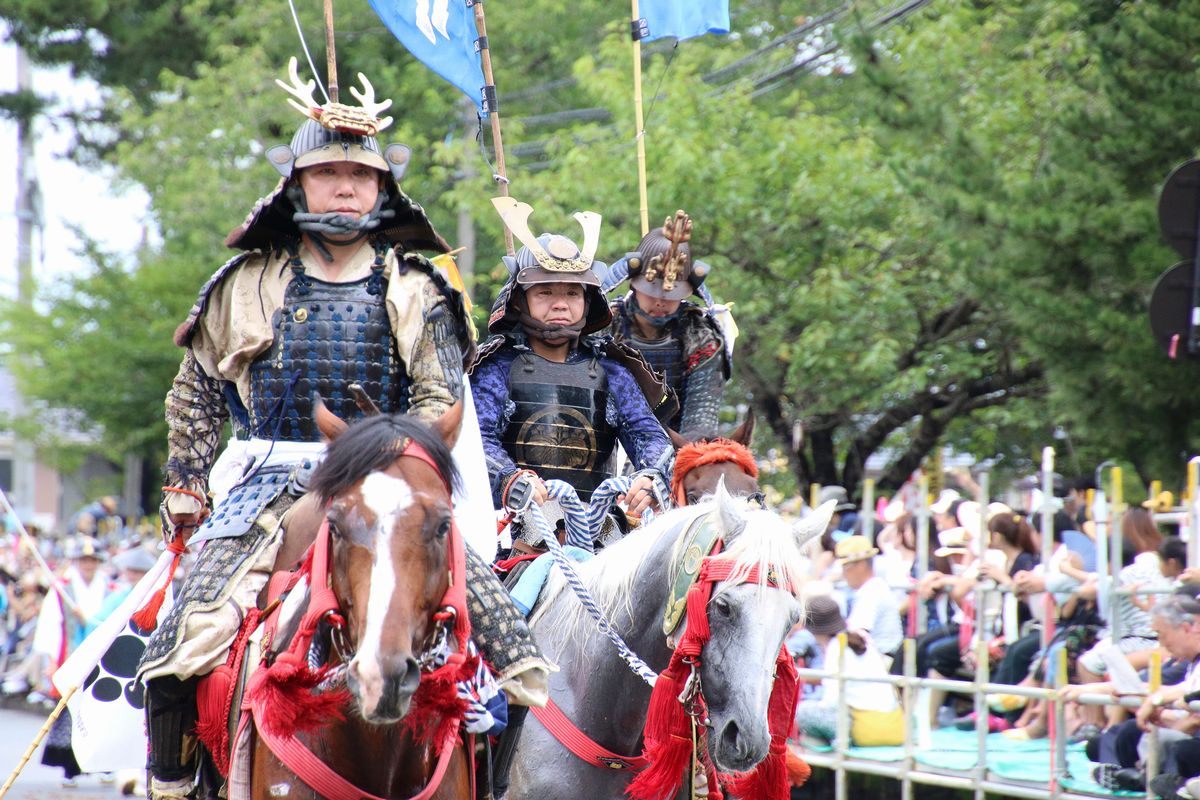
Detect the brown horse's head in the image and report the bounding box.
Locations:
[669,410,760,505]
[309,402,463,723]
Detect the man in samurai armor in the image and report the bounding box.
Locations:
[139,61,547,800]
[609,210,730,439]
[471,198,675,556]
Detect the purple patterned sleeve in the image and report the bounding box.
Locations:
[472,352,519,505]
[602,360,672,472]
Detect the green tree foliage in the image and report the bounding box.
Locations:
[4,0,1199,499]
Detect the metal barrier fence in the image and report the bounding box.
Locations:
[800,633,1174,800]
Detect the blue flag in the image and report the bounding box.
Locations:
[640,0,730,42]
[369,0,487,111]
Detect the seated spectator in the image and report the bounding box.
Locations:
[1075,507,1168,729]
[1081,589,1200,795]
[794,595,902,747]
[836,535,903,660]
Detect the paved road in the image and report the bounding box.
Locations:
[0,706,132,799]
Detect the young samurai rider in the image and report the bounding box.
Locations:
[138,62,548,800]
[471,198,675,555]
[608,211,730,439]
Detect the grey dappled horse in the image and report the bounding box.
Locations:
[508,484,835,799]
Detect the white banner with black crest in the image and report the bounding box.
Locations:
[52,550,176,772]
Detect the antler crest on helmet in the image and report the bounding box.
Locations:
[276,57,394,137]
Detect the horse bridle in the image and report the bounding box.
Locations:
[321,439,467,673]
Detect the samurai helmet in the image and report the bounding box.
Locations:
[628,210,709,301]
[224,58,447,254]
[487,197,612,335]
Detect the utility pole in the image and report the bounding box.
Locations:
[15,46,35,303]
[11,44,38,519]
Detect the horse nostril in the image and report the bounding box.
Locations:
[720,720,741,754]
[400,657,420,694]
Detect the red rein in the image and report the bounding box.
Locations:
[627,555,799,800]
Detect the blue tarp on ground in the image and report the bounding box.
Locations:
[802,728,1142,796]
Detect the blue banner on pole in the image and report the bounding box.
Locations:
[640,0,730,42]
[369,0,487,112]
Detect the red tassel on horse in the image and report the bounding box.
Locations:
[245,654,349,739]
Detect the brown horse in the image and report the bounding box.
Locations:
[668,410,760,506]
[240,404,474,800]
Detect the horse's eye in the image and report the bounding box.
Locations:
[435,518,451,539]
[712,596,733,617]
[327,519,342,539]
[687,493,699,504]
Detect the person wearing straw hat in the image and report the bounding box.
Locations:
[793,595,903,747]
[836,535,903,659]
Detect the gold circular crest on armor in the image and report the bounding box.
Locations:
[514,407,597,472]
[294,307,309,323]
[682,544,703,575]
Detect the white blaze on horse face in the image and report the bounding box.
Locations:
[350,472,414,713]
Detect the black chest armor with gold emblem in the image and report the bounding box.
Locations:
[246,257,408,441]
[500,352,617,502]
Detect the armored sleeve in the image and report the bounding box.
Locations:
[471,353,520,505]
[164,348,229,496]
[679,314,728,438]
[397,278,462,421]
[604,361,672,475]
[679,350,725,437]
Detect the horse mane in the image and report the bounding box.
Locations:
[309,414,460,502]
[671,438,758,498]
[532,499,806,644]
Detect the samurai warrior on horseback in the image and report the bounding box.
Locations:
[139,62,548,800]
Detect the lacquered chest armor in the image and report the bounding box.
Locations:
[246,263,408,441]
[501,353,617,502]
[627,333,684,401]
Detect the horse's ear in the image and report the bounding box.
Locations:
[315,393,349,442]
[668,427,690,451]
[713,475,747,543]
[432,400,464,450]
[793,499,837,549]
[729,409,755,446]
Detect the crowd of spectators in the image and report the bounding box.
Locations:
[788,471,1200,799]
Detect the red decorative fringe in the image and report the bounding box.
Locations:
[196,666,235,776]
[245,655,349,739]
[671,439,759,505]
[402,654,477,754]
[131,538,187,632]
[785,748,813,787]
[195,608,263,777]
[626,667,693,800]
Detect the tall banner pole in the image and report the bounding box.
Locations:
[631,0,650,236]
[471,1,515,255]
[323,0,339,102]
